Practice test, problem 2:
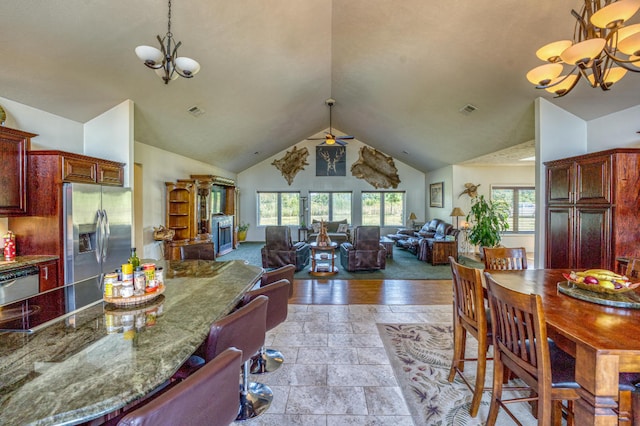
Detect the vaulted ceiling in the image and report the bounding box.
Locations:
[2,0,640,173]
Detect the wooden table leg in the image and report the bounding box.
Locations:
[573,346,619,425]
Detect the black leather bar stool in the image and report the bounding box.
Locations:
[242,279,290,374]
[116,348,242,426]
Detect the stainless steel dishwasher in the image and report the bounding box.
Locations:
[0,265,40,306]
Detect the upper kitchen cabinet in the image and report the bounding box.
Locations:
[28,151,125,186]
[0,127,37,216]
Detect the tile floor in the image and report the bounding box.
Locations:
[235,304,453,426]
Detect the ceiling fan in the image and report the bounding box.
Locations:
[307,98,354,146]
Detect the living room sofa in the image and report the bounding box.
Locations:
[393,219,458,256]
[307,219,351,245]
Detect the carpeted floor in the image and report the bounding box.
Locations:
[218,242,484,280]
[378,319,534,425]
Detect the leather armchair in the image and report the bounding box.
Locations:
[339,226,386,272]
[261,226,310,272]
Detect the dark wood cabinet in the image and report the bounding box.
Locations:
[9,151,125,282]
[39,260,59,291]
[0,127,37,216]
[545,149,640,270]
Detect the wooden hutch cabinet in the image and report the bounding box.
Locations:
[544,148,640,270]
[0,127,37,216]
[164,175,237,260]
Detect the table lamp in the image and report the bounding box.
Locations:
[408,212,417,227]
[449,207,465,229]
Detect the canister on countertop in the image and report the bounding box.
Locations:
[155,266,164,286]
[3,231,16,261]
[120,283,134,298]
[142,263,156,290]
[121,263,133,284]
[103,273,118,298]
[134,267,146,295]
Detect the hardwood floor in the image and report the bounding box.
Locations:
[290,279,453,305]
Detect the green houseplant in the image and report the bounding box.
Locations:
[466,195,509,257]
[237,222,249,241]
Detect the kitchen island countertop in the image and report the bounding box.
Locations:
[0,259,262,426]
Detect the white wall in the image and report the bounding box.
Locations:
[134,142,236,260]
[425,166,453,222]
[84,100,134,188]
[237,137,426,241]
[587,104,640,151]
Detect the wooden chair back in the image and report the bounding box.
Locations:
[484,272,578,425]
[483,247,527,270]
[448,256,490,417]
[625,258,640,280]
[450,257,487,341]
[180,242,216,260]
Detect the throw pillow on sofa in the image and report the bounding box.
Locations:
[337,223,349,233]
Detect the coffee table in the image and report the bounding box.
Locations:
[309,242,338,276]
[380,236,394,259]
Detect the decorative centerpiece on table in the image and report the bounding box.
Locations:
[315,220,332,246]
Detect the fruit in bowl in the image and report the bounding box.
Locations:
[563,269,640,294]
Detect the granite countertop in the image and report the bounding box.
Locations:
[0,259,262,426]
[0,255,59,273]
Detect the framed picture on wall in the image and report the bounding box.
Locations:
[430,182,444,208]
[316,145,346,176]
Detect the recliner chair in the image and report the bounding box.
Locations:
[261,226,310,272]
[339,226,386,272]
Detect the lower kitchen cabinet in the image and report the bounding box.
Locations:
[39,260,59,292]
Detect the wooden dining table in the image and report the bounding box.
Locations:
[486,269,640,426]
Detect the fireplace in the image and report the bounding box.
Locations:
[212,215,234,256]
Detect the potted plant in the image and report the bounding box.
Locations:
[237,223,249,242]
[466,195,509,259]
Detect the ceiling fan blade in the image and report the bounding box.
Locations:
[337,135,354,140]
[335,140,347,146]
[307,137,326,140]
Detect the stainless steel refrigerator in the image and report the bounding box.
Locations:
[63,182,132,311]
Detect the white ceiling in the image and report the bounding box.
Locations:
[2,0,640,173]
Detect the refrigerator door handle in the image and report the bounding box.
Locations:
[95,210,103,264]
[102,209,111,260]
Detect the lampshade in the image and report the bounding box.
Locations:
[545,74,579,95]
[617,29,640,55]
[526,63,564,85]
[560,38,606,65]
[409,212,417,220]
[135,45,164,66]
[175,57,201,76]
[450,207,465,217]
[587,66,628,87]
[536,40,572,62]
[590,0,640,29]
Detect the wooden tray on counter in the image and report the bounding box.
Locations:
[104,284,165,307]
[557,281,640,309]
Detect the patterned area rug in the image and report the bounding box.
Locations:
[377,321,535,425]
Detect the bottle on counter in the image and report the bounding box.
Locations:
[129,247,140,269]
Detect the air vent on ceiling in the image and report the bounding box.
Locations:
[459,104,478,115]
[187,105,205,117]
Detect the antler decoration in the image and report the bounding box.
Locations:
[459,183,481,198]
[271,146,310,185]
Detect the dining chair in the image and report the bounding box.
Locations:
[117,347,242,426]
[483,247,528,270]
[448,256,492,417]
[626,258,640,280]
[484,272,579,426]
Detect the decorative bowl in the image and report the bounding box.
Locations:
[562,273,640,295]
